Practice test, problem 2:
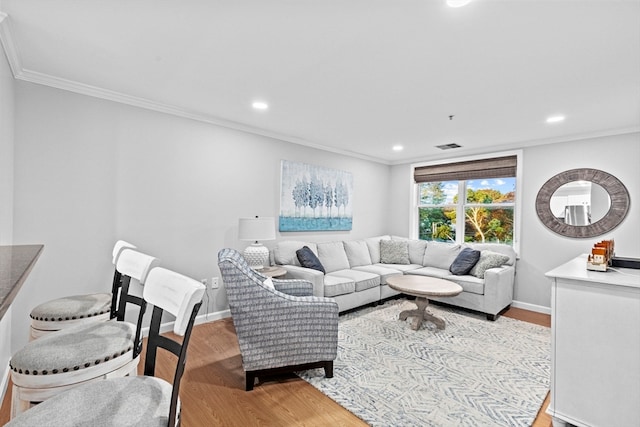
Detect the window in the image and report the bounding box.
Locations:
[414,155,518,246]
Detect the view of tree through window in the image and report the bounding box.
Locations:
[418,177,516,244]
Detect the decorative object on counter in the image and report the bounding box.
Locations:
[238,216,276,269]
[586,239,615,271]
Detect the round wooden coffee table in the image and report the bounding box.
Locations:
[386,275,463,331]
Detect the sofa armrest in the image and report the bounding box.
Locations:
[273,278,314,297]
[483,265,516,315]
[279,265,325,297]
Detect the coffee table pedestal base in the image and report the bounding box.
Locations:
[399,297,446,330]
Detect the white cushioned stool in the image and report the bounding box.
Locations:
[29,240,136,340]
[7,267,205,427]
[10,248,159,418]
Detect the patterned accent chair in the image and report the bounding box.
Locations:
[218,248,339,391]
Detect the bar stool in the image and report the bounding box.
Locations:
[29,240,136,340]
[6,267,205,427]
[9,248,159,417]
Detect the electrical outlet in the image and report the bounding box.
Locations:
[211,277,219,289]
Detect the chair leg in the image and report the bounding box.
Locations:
[324,361,334,378]
[245,371,255,391]
[11,384,32,419]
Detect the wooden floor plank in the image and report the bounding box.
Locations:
[1,306,551,426]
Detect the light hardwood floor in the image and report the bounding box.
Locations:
[1,305,552,426]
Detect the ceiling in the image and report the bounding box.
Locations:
[1,0,638,164]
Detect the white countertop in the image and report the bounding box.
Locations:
[545,253,640,289]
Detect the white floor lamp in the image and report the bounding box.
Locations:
[238,216,276,270]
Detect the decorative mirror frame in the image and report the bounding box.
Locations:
[536,168,630,238]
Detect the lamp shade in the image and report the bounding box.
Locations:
[238,217,276,242]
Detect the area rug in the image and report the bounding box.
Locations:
[298,299,550,427]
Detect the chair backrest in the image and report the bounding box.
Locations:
[109,240,137,319]
[217,247,268,288]
[218,248,279,326]
[114,248,160,355]
[142,267,205,427]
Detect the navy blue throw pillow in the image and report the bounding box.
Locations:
[296,246,326,274]
[449,248,481,275]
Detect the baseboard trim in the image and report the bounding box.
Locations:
[511,300,551,315]
[0,365,9,410]
[143,309,232,336]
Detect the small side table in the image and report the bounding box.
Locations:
[257,266,287,278]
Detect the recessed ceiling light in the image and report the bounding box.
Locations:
[392,145,404,152]
[546,115,565,123]
[252,101,269,110]
[446,0,472,7]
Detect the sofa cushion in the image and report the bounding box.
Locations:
[406,266,452,279]
[322,275,356,297]
[392,237,428,265]
[274,241,317,266]
[380,240,410,264]
[328,270,380,292]
[449,248,481,275]
[374,263,423,273]
[317,241,351,273]
[423,242,461,270]
[344,240,372,267]
[296,246,325,273]
[464,243,516,266]
[469,250,511,279]
[365,236,391,264]
[353,265,402,285]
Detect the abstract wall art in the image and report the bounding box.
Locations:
[279,160,353,231]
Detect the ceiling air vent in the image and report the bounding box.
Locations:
[436,143,462,150]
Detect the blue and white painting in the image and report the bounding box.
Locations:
[280,160,353,231]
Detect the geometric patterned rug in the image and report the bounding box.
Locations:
[298,299,551,427]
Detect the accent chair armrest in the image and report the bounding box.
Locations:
[278,265,325,297]
[272,278,314,297]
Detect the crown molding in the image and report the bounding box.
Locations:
[0,11,23,77]
[4,9,635,168]
[0,10,389,165]
[11,68,390,165]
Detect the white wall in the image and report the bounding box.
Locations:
[11,81,391,350]
[0,23,13,244]
[517,133,640,309]
[389,132,640,312]
[0,29,14,404]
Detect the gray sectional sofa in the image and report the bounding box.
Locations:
[270,236,516,320]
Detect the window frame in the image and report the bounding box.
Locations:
[410,150,523,254]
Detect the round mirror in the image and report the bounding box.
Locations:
[536,168,630,238]
[549,181,611,225]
